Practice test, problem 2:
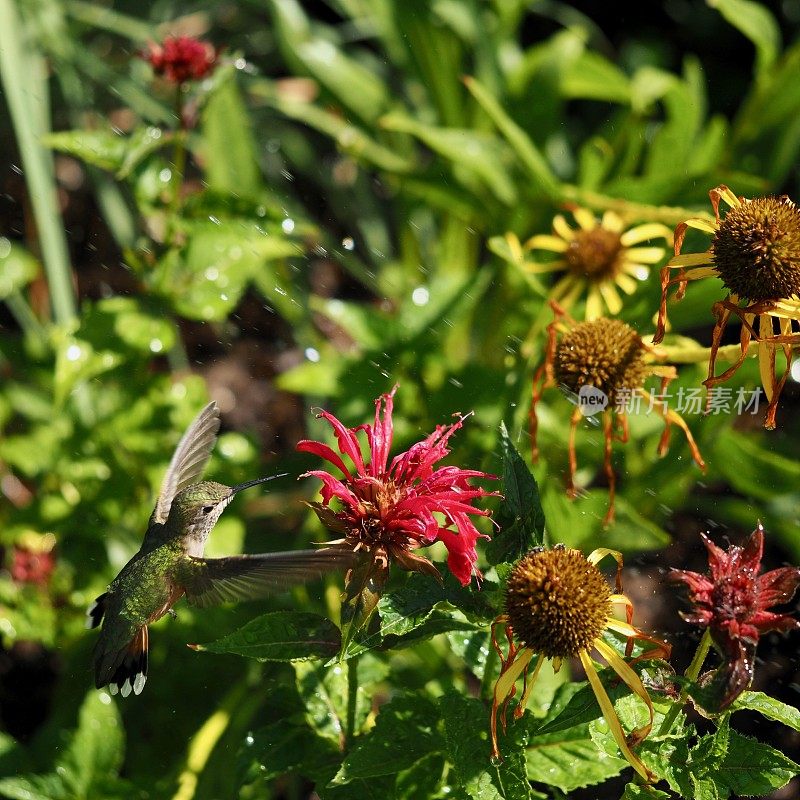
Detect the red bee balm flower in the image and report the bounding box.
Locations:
[297,388,496,586]
[672,524,800,708]
[144,36,218,85]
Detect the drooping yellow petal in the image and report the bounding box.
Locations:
[574,208,598,231]
[587,548,623,569]
[594,638,655,738]
[514,654,545,719]
[620,223,672,247]
[667,252,714,268]
[527,234,569,253]
[579,651,653,782]
[605,618,641,638]
[493,647,534,704]
[624,246,667,264]
[716,185,741,209]
[758,321,775,403]
[674,266,719,281]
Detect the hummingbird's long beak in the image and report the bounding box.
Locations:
[229,473,289,496]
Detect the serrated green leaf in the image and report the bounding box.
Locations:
[715,730,799,795]
[396,753,446,800]
[486,422,544,565]
[332,694,440,784]
[620,786,670,800]
[440,692,531,800]
[732,691,800,731]
[193,611,341,661]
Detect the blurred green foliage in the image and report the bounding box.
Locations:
[3,0,800,797]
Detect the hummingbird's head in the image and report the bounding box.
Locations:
[169,476,281,554]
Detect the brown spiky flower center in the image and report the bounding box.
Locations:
[712,196,800,301]
[565,228,623,280]
[505,547,611,658]
[555,318,649,404]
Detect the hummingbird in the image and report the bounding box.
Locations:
[87,401,355,697]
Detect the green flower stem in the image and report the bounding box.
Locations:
[170,88,188,218]
[658,627,714,735]
[345,655,359,749]
[561,185,716,227]
[5,291,48,355]
[657,341,759,364]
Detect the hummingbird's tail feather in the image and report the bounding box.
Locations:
[98,625,149,697]
[85,592,109,630]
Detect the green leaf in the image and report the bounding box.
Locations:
[561,51,631,104]
[396,754,446,800]
[332,694,440,784]
[94,297,177,354]
[526,721,626,791]
[620,785,670,800]
[486,422,545,565]
[59,691,124,797]
[439,692,531,800]
[731,691,800,732]
[201,76,262,197]
[712,428,800,500]
[709,0,780,76]
[715,730,799,795]
[0,240,38,298]
[43,126,169,175]
[192,611,341,661]
[463,76,558,199]
[53,334,123,408]
[380,114,517,206]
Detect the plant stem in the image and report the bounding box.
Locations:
[658,627,713,735]
[170,88,188,218]
[657,341,759,364]
[561,185,716,227]
[344,656,359,749]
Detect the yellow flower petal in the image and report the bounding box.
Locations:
[615,273,640,294]
[493,647,534,703]
[527,234,569,253]
[622,263,651,280]
[716,185,740,209]
[587,548,623,568]
[599,281,623,314]
[515,654,544,718]
[579,650,653,782]
[620,223,672,247]
[758,321,775,402]
[667,252,714,267]
[683,217,717,235]
[521,259,568,275]
[585,285,604,320]
[624,246,666,264]
[601,211,624,233]
[573,207,598,231]
[552,214,575,241]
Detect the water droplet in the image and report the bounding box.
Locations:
[342,236,355,250]
[235,57,247,70]
[281,218,295,234]
[208,215,221,225]
[66,343,83,362]
[490,754,503,767]
[411,286,430,306]
[159,167,172,182]
[0,237,10,258]
[205,267,219,281]
[245,733,255,745]
[305,347,320,363]
[149,339,163,353]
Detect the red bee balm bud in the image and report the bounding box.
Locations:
[297,387,497,586]
[672,524,800,708]
[144,36,218,85]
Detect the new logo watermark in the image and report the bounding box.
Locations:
[577,385,609,417]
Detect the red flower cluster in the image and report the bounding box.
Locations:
[297,388,496,586]
[11,546,55,586]
[143,36,218,85]
[672,524,800,707]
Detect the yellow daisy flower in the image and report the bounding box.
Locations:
[530,302,705,525]
[490,545,670,782]
[654,184,800,429]
[495,207,672,319]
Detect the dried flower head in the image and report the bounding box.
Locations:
[654,185,800,429]
[297,387,496,588]
[672,524,800,709]
[143,36,218,86]
[531,302,705,525]
[494,207,671,320]
[491,546,670,782]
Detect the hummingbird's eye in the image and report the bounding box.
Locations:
[201,505,214,515]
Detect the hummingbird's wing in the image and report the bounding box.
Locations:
[152,401,221,525]
[180,548,360,608]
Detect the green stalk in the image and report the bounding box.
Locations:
[171,88,188,218]
[658,627,713,735]
[0,0,76,325]
[5,291,48,354]
[344,656,359,748]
